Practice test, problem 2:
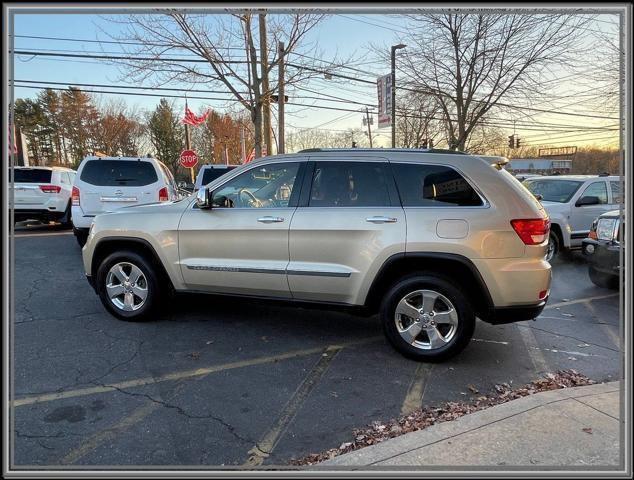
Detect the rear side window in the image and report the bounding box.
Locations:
[391,163,483,207]
[80,160,158,186]
[309,162,391,207]
[13,169,52,183]
[610,181,622,204]
[202,167,236,186]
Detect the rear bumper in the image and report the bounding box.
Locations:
[484,297,548,325]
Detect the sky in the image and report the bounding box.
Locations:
[11,9,622,151]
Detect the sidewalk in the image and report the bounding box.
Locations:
[318,381,622,469]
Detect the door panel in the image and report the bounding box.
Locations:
[178,160,303,298]
[178,207,295,297]
[571,181,609,236]
[288,160,405,304]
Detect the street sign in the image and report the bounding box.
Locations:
[377,74,392,128]
[180,149,199,169]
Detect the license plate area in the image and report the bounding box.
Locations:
[100,196,138,202]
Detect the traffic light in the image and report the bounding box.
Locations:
[508,135,515,149]
[515,137,521,148]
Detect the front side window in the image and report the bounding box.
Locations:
[581,181,608,204]
[309,162,391,207]
[610,181,622,204]
[212,162,299,208]
[392,163,483,207]
[80,160,159,187]
[523,179,583,203]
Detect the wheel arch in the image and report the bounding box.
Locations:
[91,237,175,292]
[364,252,494,319]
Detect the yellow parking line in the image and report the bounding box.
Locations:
[545,293,618,310]
[13,337,382,408]
[244,345,342,467]
[400,363,433,416]
[517,325,550,375]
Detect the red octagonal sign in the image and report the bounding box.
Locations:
[180,149,199,169]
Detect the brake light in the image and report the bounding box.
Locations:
[158,187,169,202]
[39,185,61,193]
[72,186,80,206]
[511,218,550,245]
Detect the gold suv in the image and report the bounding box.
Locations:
[82,149,552,361]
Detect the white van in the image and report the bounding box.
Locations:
[72,156,180,246]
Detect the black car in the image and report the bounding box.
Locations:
[582,209,622,289]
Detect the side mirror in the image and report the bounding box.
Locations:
[534,193,543,201]
[196,187,211,209]
[576,195,600,207]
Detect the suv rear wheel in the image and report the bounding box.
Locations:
[380,274,475,361]
[96,250,162,321]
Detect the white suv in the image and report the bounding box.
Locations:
[72,156,180,246]
[11,166,76,227]
[522,175,622,261]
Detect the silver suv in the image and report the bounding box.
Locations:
[82,149,552,361]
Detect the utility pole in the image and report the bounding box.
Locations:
[240,123,246,164]
[278,40,285,154]
[259,12,272,155]
[365,107,373,148]
[184,99,194,183]
[390,43,406,148]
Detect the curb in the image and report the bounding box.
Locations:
[317,381,621,468]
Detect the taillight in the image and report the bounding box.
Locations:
[39,185,61,193]
[72,186,80,206]
[510,218,550,245]
[158,187,169,202]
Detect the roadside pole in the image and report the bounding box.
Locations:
[259,12,272,156]
[278,41,285,154]
[365,107,373,148]
[184,122,194,183]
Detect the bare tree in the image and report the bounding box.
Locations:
[391,13,592,151]
[103,10,325,158]
[396,92,442,148]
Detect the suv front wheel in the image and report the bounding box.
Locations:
[96,251,162,321]
[380,274,475,361]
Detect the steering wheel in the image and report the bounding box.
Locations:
[238,188,263,208]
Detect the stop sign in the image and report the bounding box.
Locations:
[179,149,199,169]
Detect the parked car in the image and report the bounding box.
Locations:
[522,174,621,261]
[81,148,552,361]
[513,173,542,182]
[71,156,181,247]
[194,164,239,190]
[582,210,622,289]
[11,166,76,227]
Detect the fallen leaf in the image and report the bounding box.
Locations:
[468,384,479,394]
[582,427,593,434]
[188,352,200,360]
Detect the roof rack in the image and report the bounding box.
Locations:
[297,148,468,155]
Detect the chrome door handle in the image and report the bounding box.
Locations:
[257,216,285,223]
[366,216,398,224]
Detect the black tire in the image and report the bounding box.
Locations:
[74,229,88,247]
[589,266,618,290]
[380,273,476,362]
[96,250,162,321]
[545,232,560,262]
[59,202,73,229]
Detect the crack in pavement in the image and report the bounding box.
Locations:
[91,381,255,447]
[517,325,620,353]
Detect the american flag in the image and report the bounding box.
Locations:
[181,101,210,126]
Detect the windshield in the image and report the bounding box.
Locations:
[523,179,583,203]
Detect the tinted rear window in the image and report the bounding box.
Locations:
[80,160,158,186]
[392,163,483,207]
[202,167,236,186]
[13,169,52,183]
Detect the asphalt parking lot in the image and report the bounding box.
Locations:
[11,223,622,468]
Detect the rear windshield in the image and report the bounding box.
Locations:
[201,167,236,186]
[80,160,158,186]
[13,169,52,183]
[523,179,583,203]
